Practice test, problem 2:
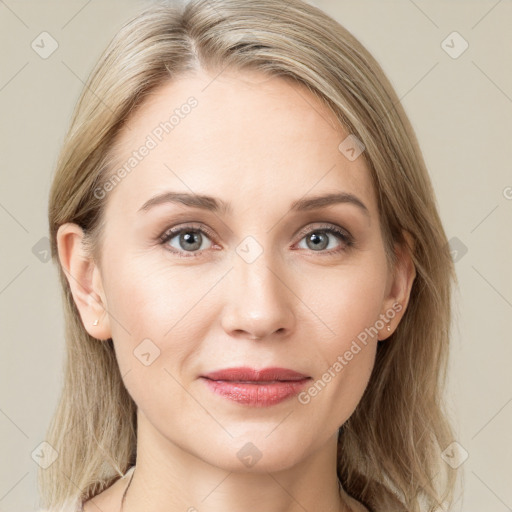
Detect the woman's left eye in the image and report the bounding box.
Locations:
[159,223,353,258]
[295,225,354,254]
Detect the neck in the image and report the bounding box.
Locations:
[122,411,353,512]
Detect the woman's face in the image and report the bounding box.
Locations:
[62,68,412,473]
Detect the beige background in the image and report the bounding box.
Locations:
[1,1,511,510]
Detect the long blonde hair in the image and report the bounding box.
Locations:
[43,1,459,510]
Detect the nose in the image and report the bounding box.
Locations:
[220,250,296,341]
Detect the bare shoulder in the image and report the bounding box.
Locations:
[82,471,132,512]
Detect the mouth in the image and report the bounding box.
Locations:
[201,366,310,382]
[204,379,302,384]
[200,367,312,407]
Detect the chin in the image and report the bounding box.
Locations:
[196,431,312,474]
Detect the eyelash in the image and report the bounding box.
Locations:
[158,222,354,258]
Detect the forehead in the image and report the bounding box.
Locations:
[104,68,377,220]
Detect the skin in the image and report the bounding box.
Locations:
[57,68,416,512]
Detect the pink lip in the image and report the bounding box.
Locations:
[202,366,309,382]
[200,366,311,407]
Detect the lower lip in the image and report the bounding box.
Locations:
[201,377,310,407]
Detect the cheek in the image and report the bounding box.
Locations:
[103,259,206,429]
[104,250,208,337]
[100,256,217,450]
[295,260,386,420]
[103,253,220,384]
[301,255,388,342]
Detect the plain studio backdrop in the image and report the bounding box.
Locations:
[0,1,511,511]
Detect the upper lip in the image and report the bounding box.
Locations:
[202,366,311,382]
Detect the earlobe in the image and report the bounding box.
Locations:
[378,230,417,341]
[56,223,112,340]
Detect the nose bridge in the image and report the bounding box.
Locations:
[221,240,295,339]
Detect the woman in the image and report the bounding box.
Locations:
[41,0,459,511]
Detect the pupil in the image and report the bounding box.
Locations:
[181,231,201,250]
[308,232,327,250]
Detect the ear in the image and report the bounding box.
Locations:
[378,230,417,341]
[56,223,112,341]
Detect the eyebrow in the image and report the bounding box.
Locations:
[138,191,370,217]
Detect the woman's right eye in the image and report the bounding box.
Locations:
[159,225,215,258]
